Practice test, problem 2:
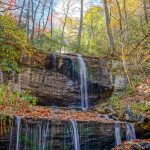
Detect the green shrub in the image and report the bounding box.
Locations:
[0,14,33,75]
[22,91,37,106]
[0,84,37,107]
[131,102,150,113]
[124,86,135,95]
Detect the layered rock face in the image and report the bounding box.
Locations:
[0,116,149,150]
[1,118,125,150]
[15,53,113,108]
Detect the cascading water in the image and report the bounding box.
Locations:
[77,54,88,110]
[18,74,21,93]
[16,116,21,150]
[0,71,4,83]
[114,122,122,145]
[41,121,49,150]
[126,122,136,141]
[71,120,80,150]
[0,54,128,150]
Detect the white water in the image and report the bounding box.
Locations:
[77,54,88,110]
[42,121,49,150]
[126,123,136,141]
[0,71,4,83]
[114,122,122,145]
[71,120,80,150]
[18,74,21,92]
[16,116,21,150]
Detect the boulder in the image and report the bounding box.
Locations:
[123,106,145,122]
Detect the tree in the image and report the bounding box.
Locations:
[103,0,115,55]
[143,0,149,23]
[26,0,31,38]
[43,0,53,33]
[38,0,46,38]
[50,0,53,38]
[76,0,84,52]
[0,14,32,74]
[115,0,122,31]
[30,0,41,40]
[59,0,71,53]
[18,0,26,26]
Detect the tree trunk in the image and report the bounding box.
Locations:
[103,0,115,55]
[30,0,41,40]
[122,0,133,88]
[59,0,71,53]
[76,0,84,53]
[38,0,46,38]
[18,0,26,26]
[43,0,52,32]
[50,0,53,38]
[123,0,130,44]
[26,0,31,39]
[143,0,149,23]
[115,0,122,31]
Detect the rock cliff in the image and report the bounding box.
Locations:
[13,53,113,108]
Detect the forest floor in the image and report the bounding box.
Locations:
[112,139,150,150]
[0,104,116,123]
[96,76,150,121]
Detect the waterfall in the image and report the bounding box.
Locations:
[18,74,21,92]
[16,116,21,150]
[71,120,80,150]
[24,123,29,150]
[42,121,49,150]
[77,54,88,110]
[0,71,4,83]
[114,122,122,145]
[126,123,136,141]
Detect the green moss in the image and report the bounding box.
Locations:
[131,102,150,113]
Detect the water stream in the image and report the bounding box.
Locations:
[114,122,122,145]
[126,122,136,141]
[71,120,80,150]
[77,54,88,110]
[16,117,21,150]
[0,71,4,83]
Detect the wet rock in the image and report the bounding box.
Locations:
[123,106,145,122]
[145,143,150,150]
[11,53,113,108]
[108,114,119,121]
[114,76,128,90]
[130,144,141,150]
[135,121,150,139]
[112,140,150,150]
[0,117,125,150]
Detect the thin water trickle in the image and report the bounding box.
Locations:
[0,71,4,83]
[50,125,54,150]
[16,116,21,150]
[52,54,57,70]
[9,125,13,150]
[114,122,122,145]
[71,120,80,150]
[77,54,88,110]
[42,121,49,150]
[24,123,29,150]
[18,74,21,93]
[126,122,136,141]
